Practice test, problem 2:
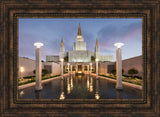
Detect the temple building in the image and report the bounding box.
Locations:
[46,24,113,63]
[18,24,142,77]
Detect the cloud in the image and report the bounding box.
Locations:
[19,19,142,61]
[83,31,95,51]
[97,21,142,51]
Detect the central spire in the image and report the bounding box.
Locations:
[96,38,99,46]
[61,38,64,46]
[77,23,82,36]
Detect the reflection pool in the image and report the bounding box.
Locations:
[18,74,142,99]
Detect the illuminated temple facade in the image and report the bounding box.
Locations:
[46,24,113,63]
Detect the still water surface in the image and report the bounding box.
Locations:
[18,74,142,99]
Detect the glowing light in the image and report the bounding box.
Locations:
[34,42,44,48]
[20,67,24,72]
[89,85,93,92]
[114,42,124,48]
[60,58,64,62]
[95,58,99,62]
[20,91,24,95]
[95,93,100,100]
[78,71,82,73]
[59,92,65,100]
[67,63,70,65]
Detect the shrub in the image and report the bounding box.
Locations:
[128,68,138,76]
[72,68,75,71]
[91,56,95,62]
[19,74,61,86]
[110,69,116,75]
[42,69,48,76]
[64,56,68,62]
[33,70,36,74]
[110,69,124,75]
[33,69,49,76]
[133,75,142,79]
[23,75,35,79]
[122,69,124,74]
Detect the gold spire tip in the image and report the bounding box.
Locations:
[61,38,63,46]
[96,38,99,46]
[77,24,82,36]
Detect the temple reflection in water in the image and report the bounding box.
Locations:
[19,74,142,99]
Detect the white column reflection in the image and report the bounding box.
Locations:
[59,79,65,100]
[70,75,73,90]
[35,90,42,99]
[87,75,90,90]
[89,76,93,92]
[67,75,74,94]
[67,77,71,94]
[95,79,100,100]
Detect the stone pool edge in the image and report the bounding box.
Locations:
[92,74,142,90]
[18,74,68,90]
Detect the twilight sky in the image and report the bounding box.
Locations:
[19,18,142,61]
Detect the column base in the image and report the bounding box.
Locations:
[35,86,43,91]
[116,85,123,90]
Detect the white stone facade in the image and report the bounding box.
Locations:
[46,56,59,62]
[100,55,114,62]
[122,55,142,76]
[19,57,43,77]
[98,55,142,76]
[68,50,94,62]
[73,35,86,51]
[43,62,61,75]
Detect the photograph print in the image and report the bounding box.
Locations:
[18,18,142,100]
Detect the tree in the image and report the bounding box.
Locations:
[128,68,138,76]
[33,69,36,74]
[110,69,124,75]
[91,56,95,62]
[110,69,116,75]
[42,69,48,76]
[122,69,124,75]
[33,69,49,76]
[64,56,68,62]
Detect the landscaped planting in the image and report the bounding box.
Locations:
[99,74,142,86]
[18,74,61,86]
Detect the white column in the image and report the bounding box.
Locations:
[61,59,64,79]
[76,64,78,73]
[82,65,84,73]
[67,63,70,75]
[116,48,123,90]
[35,48,42,90]
[96,59,99,79]
[87,65,89,74]
[71,65,72,74]
[90,63,92,75]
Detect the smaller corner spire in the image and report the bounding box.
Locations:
[61,38,63,46]
[96,38,99,46]
[77,23,82,36]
